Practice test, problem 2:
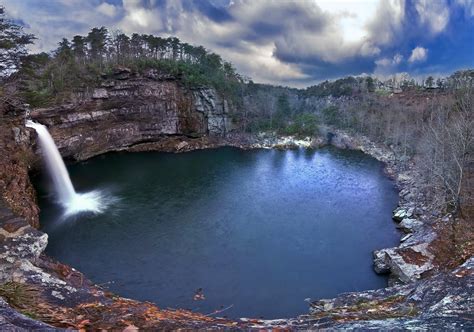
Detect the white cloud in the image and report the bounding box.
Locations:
[226,0,383,64]
[375,53,403,66]
[119,0,164,31]
[365,0,405,45]
[455,0,474,17]
[3,0,119,53]
[96,2,118,18]
[408,46,428,63]
[374,53,404,75]
[415,0,450,34]
[393,53,403,64]
[218,42,310,83]
[316,0,378,43]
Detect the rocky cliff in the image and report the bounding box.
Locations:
[30,68,233,161]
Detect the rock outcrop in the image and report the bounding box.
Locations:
[30,70,232,161]
[304,257,473,330]
[0,298,55,331]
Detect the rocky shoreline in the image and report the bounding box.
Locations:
[1,129,472,329]
[0,72,472,329]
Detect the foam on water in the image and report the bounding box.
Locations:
[63,190,110,216]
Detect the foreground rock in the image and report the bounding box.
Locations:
[304,257,473,330]
[0,298,56,331]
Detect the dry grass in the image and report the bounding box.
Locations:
[312,295,419,322]
[0,282,41,310]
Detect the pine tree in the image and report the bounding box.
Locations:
[0,6,35,75]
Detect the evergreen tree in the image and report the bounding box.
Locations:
[55,38,72,62]
[71,35,87,62]
[436,78,444,89]
[86,27,108,63]
[425,76,434,88]
[112,32,130,63]
[366,76,375,92]
[274,94,291,129]
[0,6,35,75]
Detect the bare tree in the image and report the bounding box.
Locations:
[419,88,473,214]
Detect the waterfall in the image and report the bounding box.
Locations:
[26,120,75,204]
[26,120,108,216]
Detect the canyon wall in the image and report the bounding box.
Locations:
[0,71,472,329]
[30,68,233,160]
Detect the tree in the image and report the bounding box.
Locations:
[86,27,108,64]
[55,38,72,62]
[167,37,180,60]
[436,78,444,89]
[419,88,473,213]
[322,106,340,126]
[286,113,319,136]
[366,76,375,92]
[274,93,291,129]
[71,35,87,63]
[425,76,435,88]
[0,6,35,75]
[111,31,130,64]
[130,33,143,59]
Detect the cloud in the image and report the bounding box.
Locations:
[408,47,428,63]
[218,42,310,83]
[2,0,474,86]
[96,2,119,18]
[365,0,405,45]
[2,0,119,52]
[374,53,404,75]
[376,53,403,66]
[415,0,450,34]
[455,0,474,17]
[118,0,164,31]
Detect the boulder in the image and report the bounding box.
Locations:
[176,141,189,151]
[92,88,108,99]
[393,207,415,221]
[393,207,407,221]
[397,218,423,233]
[373,243,435,283]
[0,298,55,330]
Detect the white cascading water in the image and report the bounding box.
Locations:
[26,120,108,216]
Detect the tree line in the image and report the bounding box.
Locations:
[15,24,242,106]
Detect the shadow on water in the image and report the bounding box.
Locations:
[32,147,400,319]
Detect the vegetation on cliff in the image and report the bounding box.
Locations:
[14,25,242,107]
[0,7,35,77]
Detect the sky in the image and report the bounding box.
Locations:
[3,0,474,87]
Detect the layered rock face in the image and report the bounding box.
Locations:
[31,69,232,160]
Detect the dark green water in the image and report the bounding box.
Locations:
[34,147,400,319]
